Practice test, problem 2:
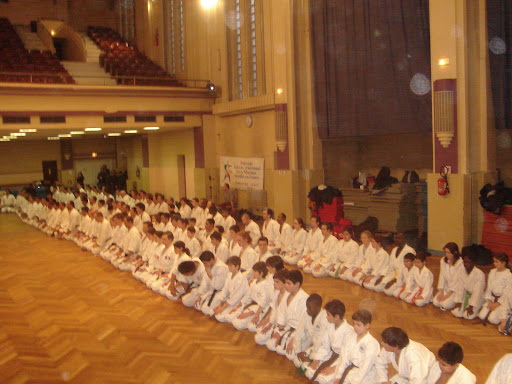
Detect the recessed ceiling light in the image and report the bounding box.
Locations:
[0,138,10,142]
[58,134,72,138]
[11,132,26,137]
[70,131,85,135]
[19,129,37,133]
[124,130,138,134]
[3,136,12,139]
[108,133,122,136]
[85,127,102,132]
[48,137,60,140]
[143,126,160,131]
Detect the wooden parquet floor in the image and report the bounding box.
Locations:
[0,214,510,384]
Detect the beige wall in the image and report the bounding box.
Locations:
[118,136,149,193]
[0,140,60,186]
[147,129,196,199]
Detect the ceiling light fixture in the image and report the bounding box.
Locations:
[108,133,122,136]
[10,132,26,137]
[143,126,160,131]
[19,129,37,133]
[58,134,72,138]
[85,127,102,132]
[70,131,85,135]
[48,137,60,140]
[124,130,138,134]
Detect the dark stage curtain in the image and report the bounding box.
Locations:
[487,0,512,130]
[309,0,432,138]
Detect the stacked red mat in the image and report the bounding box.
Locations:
[481,205,512,255]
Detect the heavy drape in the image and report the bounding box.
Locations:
[309,0,432,138]
[487,0,512,130]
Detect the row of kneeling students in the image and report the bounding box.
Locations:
[10,193,512,337]
[9,195,512,383]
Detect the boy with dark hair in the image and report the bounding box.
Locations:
[306,300,354,382]
[267,270,309,354]
[329,309,380,384]
[375,327,435,384]
[427,342,476,383]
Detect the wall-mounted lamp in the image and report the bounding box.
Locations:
[438,58,450,66]
[276,88,283,95]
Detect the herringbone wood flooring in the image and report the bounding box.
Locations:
[0,214,509,383]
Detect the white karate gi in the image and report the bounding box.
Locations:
[342,244,375,283]
[215,271,249,322]
[427,362,476,384]
[328,238,359,278]
[267,288,309,353]
[375,244,416,292]
[244,220,261,247]
[220,215,236,239]
[196,260,229,314]
[328,332,380,384]
[306,319,355,381]
[256,250,273,263]
[433,257,463,310]
[229,240,242,257]
[283,228,307,265]
[308,235,340,276]
[232,277,272,329]
[297,228,323,268]
[486,353,512,384]
[289,309,330,368]
[375,340,436,384]
[355,248,391,290]
[254,289,288,345]
[262,219,280,253]
[178,260,206,307]
[185,236,201,258]
[385,265,414,298]
[275,222,292,254]
[402,266,434,307]
[240,246,259,278]
[451,266,485,319]
[478,268,512,324]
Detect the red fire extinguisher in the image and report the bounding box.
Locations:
[154,28,159,46]
[438,166,450,196]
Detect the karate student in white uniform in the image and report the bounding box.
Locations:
[384,253,415,298]
[88,212,113,256]
[232,262,272,329]
[237,231,259,279]
[266,270,309,353]
[375,327,436,384]
[308,223,339,276]
[427,342,476,384]
[142,232,176,288]
[199,219,215,251]
[451,252,485,320]
[60,201,81,240]
[113,216,141,268]
[190,198,205,229]
[219,207,236,241]
[162,241,192,300]
[254,269,289,345]
[297,216,323,269]
[212,256,249,321]
[135,203,151,232]
[287,294,329,369]
[175,259,206,307]
[402,252,434,307]
[486,353,512,384]
[274,213,293,256]
[283,218,308,265]
[192,251,229,315]
[178,197,192,218]
[433,242,464,310]
[210,231,229,264]
[1,190,16,213]
[329,227,358,278]
[306,300,355,382]
[261,208,280,253]
[184,226,201,258]
[228,225,242,257]
[241,212,261,248]
[342,230,374,283]
[328,309,380,384]
[478,253,512,324]
[355,234,391,290]
[255,237,273,263]
[374,233,416,292]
